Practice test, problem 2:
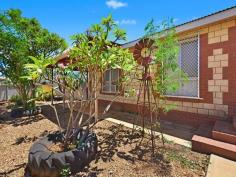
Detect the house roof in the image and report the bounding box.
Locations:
[56,47,71,61]
[122,5,236,48]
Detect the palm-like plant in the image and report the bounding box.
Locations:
[24,15,136,148]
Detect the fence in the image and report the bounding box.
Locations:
[0,84,18,101]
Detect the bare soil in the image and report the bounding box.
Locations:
[0,104,209,177]
[0,107,58,176]
[77,120,209,177]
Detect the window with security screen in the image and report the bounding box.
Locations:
[168,36,199,97]
[102,68,120,93]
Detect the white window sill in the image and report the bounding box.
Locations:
[165,95,203,100]
[101,91,120,94]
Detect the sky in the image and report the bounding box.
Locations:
[1,0,236,46]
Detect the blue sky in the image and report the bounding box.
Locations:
[1,0,236,46]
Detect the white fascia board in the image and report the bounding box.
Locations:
[122,7,236,48]
[175,7,236,33]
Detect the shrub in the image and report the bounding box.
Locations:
[35,85,52,101]
[9,95,23,107]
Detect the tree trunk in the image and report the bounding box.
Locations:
[94,74,98,121]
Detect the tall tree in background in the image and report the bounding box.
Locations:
[0,9,67,109]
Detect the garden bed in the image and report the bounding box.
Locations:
[0,105,209,177]
[0,109,58,176]
[78,120,209,177]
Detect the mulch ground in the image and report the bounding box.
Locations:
[0,106,58,176]
[77,120,209,177]
[0,104,209,177]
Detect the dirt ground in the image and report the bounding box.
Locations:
[78,120,209,177]
[0,104,209,177]
[0,112,58,176]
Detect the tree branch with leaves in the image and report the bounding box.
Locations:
[0,9,67,109]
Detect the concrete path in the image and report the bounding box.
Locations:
[105,117,192,148]
[206,154,236,177]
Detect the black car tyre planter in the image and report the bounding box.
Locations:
[11,107,42,118]
[25,130,97,177]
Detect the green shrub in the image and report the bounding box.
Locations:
[9,95,23,107]
[60,167,71,177]
[35,86,52,101]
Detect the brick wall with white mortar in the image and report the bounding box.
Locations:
[99,19,236,119]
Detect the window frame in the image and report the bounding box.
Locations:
[101,68,121,94]
[166,35,200,98]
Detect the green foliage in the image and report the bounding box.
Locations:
[0,9,67,109]
[23,15,136,147]
[35,86,52,101]
[70,15,135,81]
[9,95,23,107]
[23,56,55,80]
[24,15,136,103]
[58,69,85,92]
[60,167,71,177]
[144,19,188,110]
[165,149,203,170]
[124,88,136,97]
[20,15,137,150]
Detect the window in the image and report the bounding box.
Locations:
[102,68,120,93]
[168,36,199,97]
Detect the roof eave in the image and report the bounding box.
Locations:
[122,6,236,48]
[175,6,236,33]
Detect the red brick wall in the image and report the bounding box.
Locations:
[200,33,213,103]
[200,26,236,117]
[99,20,236,125]
[223,26,236,117]
[98,99,216,127]
[167,33,213,104]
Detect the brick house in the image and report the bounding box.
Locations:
[100,6,236,121]
[98,6,236,160]
[58,6,236,160]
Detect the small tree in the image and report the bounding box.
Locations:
[0,9,67,109]
[70,15,135,121]
[25,15,135,148]
[144,19,188,146]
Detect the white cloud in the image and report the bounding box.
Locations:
[121,19,136,25]
[106,0,127,9]
[173,18,179,23]
[116,19,137,25]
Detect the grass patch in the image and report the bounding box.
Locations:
[164,149,209,171]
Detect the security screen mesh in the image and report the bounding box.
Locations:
[169,37,199,97]
[103,69,119,93]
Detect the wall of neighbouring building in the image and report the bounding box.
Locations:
[98,18,236,125]
[0,84,18,101]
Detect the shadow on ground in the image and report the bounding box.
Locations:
[0,112,43,127]
[0,103,207,177]
[12,130,49,146]
[80,122,173,177]
[0,163,26,177]
[101,111,197,141]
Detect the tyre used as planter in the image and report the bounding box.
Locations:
[11,107,24,118]
[23,107,42,116]
[11,107,42,118]
[26,130,97,177]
